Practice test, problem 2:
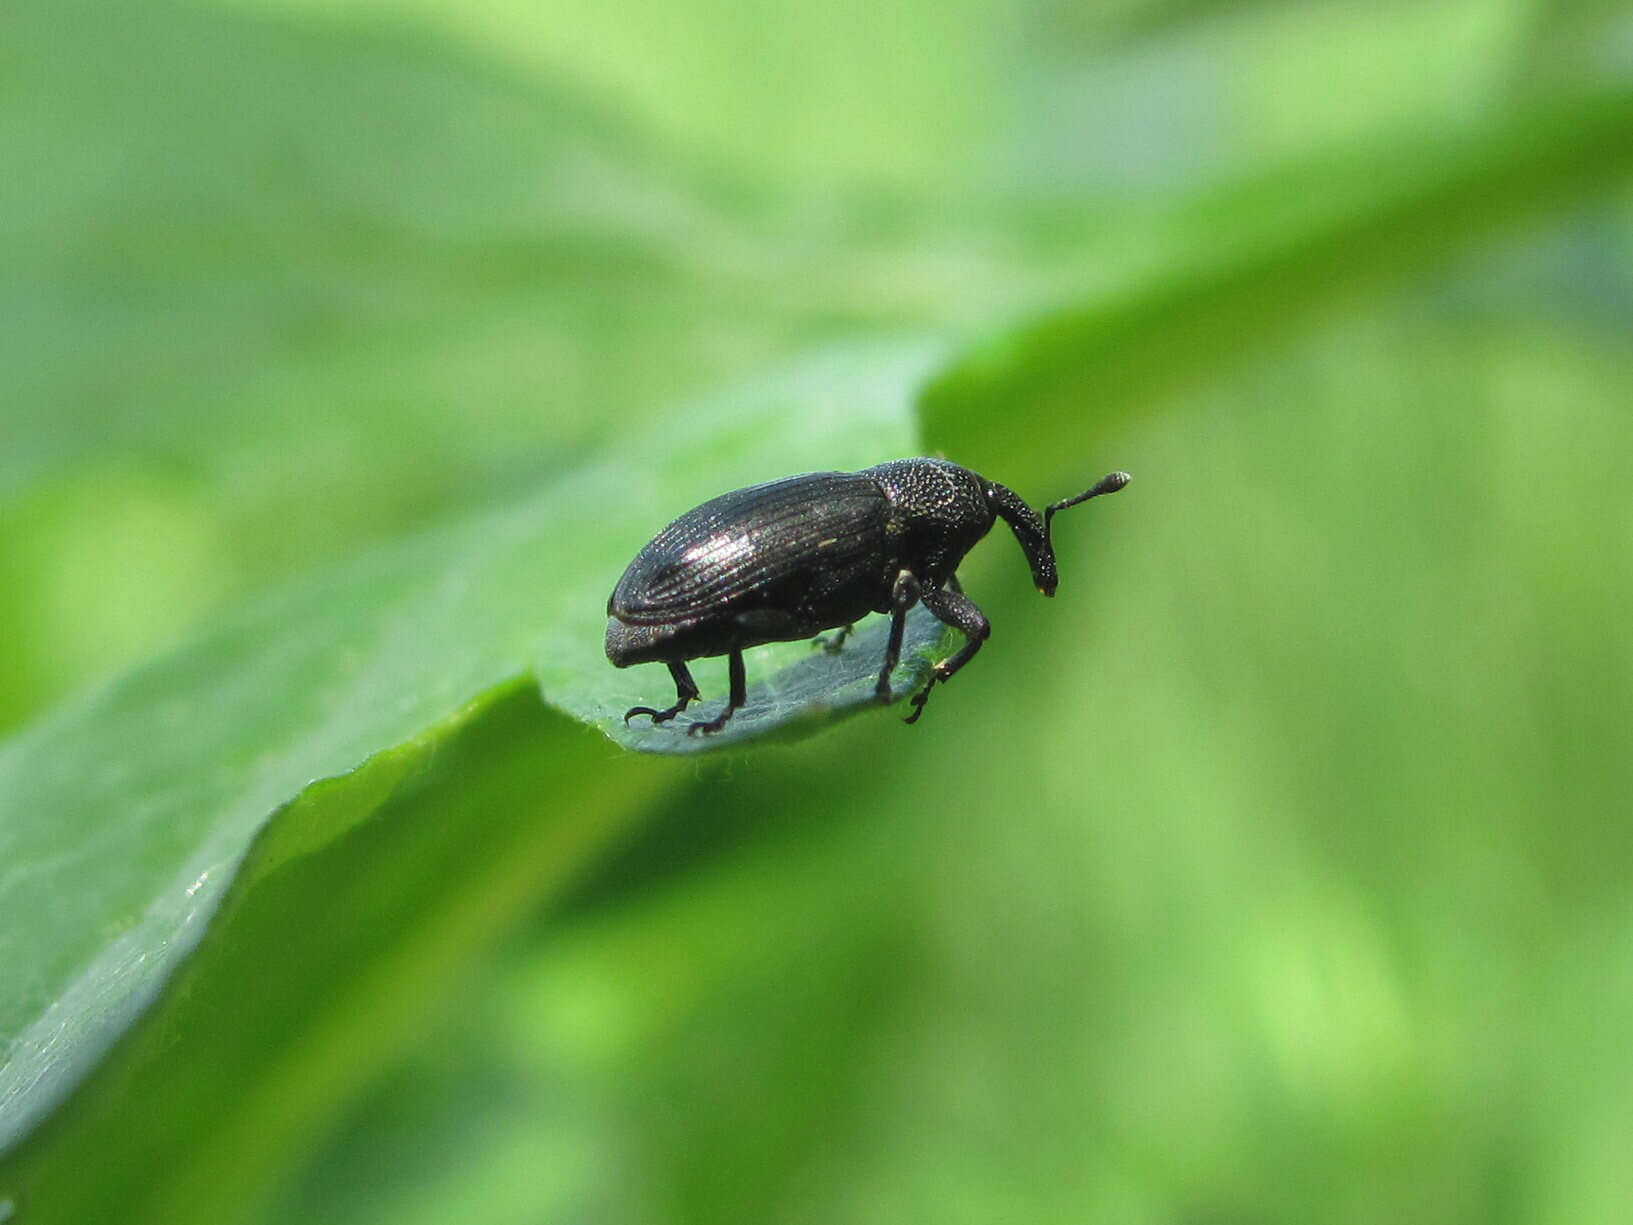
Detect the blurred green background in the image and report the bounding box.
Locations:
[3,0,1633,1221]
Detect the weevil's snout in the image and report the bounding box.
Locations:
[1026,549,1059,597]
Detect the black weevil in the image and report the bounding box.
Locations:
[606,458,1130,735]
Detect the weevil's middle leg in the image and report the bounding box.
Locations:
[624,659,701,725]
[906,582,990,724]
[690,648,747,735]
[875,570,922,700]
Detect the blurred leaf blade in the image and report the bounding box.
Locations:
[0,331,936,1179]
[0,483,563,1154]
[922,87,1633,470]
[0,684,667,1225]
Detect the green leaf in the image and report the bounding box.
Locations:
[0,334,940,1190]
[0,684,662,1225]
[921,88,1633,470]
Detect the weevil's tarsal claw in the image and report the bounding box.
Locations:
[687,705,737,736]
[903,669,944,724]
[685,649,746,734]
[623,700,690,726]
[623,660,701,727]
[903,686,932,724]
[811,623,854,655]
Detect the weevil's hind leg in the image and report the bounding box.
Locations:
[690,649,747,735]
[906,583,990,724]
[875,571,922,700]
[624,660,702,725]
[812,623,855,654]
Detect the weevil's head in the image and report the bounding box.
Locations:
[867,459,1130,593]
[865,458,996,583]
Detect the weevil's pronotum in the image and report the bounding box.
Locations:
[606,458,1130,735]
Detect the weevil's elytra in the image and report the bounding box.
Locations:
[606,458,1129,735]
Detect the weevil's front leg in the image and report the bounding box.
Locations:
[906,583,990,724]
[624,660,702,725]
[875,570,922,700]
[690,648,747,735]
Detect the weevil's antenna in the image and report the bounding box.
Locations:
[1044,471,1130,556]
